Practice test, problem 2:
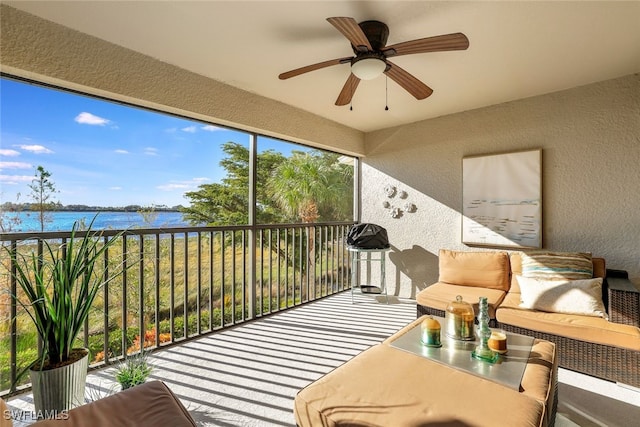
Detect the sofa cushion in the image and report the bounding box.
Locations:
[510,253,605,293]
[521,251,593,280]
[516,276,608,319]
[416,282,506,318]
[497,292,640,351]
[438,249,510,291]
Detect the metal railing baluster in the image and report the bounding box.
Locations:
[121,236,128,357]
[154,233,160,348]
[138,234,144,353]
[196,232,202,336]
[103,237,110,363]
[183,232,188,339]
[169,234,175,343]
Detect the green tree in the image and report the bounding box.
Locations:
[28,165,57,232]
[180,142,286,226]
[181,142,353,226]
[267,150,353,223]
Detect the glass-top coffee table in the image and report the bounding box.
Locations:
[388,316,534,390]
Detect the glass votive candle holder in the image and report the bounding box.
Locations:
[421,316,442,348]
[488,329,508,354]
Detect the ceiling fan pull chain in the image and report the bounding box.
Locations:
[385,75,389,111]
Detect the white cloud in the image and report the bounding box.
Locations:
[157,183,191,191]
[0,174,33,185]
[0,161,32,170]
[114,149,129,154]
[181,126,197,133]
[201,125,223,132]
[16,144,54,154]
[157,177,210,192]
[0,149,20,157]
[109,186,123,191]
[75,112,110,126]
[144,147,159,156]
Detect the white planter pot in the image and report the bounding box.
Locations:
[29,348,89,413]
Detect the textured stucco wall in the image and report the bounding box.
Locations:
[0,5,364,156]
[363,74,640,298]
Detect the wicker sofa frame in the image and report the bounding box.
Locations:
[417,269,640,388]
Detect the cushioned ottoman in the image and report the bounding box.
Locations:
[294,317,558,427]
[32,381,196,427]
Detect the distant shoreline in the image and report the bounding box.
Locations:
[1,206,183,213]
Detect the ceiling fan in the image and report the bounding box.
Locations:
[279,17,469,106]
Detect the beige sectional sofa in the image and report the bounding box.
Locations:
[416,249,640,387]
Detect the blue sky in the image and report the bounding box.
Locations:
[0,78,298,208]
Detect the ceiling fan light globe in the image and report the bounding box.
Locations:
[351,58,386,80]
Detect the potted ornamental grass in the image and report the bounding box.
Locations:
[5,216,127,412]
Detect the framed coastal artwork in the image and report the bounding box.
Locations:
[462,149,542,248]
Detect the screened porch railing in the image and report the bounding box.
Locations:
[0,222,355,397]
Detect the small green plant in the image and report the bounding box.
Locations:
[114,351,153,390]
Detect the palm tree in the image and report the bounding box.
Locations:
[268,150,352,222]
[268,151,353,297]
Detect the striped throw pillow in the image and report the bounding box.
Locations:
[521,251,593,280]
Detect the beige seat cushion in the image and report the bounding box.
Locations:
[32,381,196,427]
[295,341,551,427]
[497,292,640,351]
[417,282,506,318]
[439,249,511,291]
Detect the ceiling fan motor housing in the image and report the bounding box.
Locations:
[353,20,389,52]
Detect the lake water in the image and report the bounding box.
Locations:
[1,211,190,232]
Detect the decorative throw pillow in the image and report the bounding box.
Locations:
[521,251,593,280]
[516,275,608,319]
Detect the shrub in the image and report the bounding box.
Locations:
[113,351,153,390]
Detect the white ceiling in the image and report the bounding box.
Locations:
[6,1,640,133]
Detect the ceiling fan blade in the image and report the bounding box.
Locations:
[335,73,361,106]
[327,17,372,52]
[384,61,433,100]
[279,57,352,80]
[383,32,469,57]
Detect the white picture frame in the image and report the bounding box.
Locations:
[462,149,542,248]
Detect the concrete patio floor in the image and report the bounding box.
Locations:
[5,292,640,426]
